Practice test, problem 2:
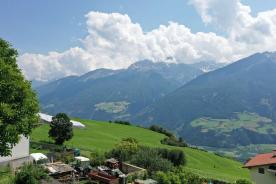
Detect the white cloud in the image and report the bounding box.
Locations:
[19,1,276,81]
[189,0,276,52]
[189,0,251,30]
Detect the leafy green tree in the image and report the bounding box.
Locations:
[48,113,73,145]
[0,38,39,156]
[157,148,186,166]
[106,137,139,161]
[154,169,206,184]
[14,164,48,184]
[130,147,173,175]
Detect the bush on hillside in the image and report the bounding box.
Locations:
[156,148,186,166]
[90,151,106,166]
[106,137,139,161]
[14,164,48,184]
[107,138,186,174]
[130,147,173,175]
[149,125,174,137]
[113,120,131,125]
[154,169,207,184]
[161,136,188,147]
[236,179,252,184]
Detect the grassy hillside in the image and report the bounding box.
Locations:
[191,112,276,134]
[31,119,250,183]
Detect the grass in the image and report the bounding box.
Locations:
[0,166,13,184]
[191,112,276,134]
[95,101,130,113]
[31,119,250,183]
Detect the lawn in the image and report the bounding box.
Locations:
[31,119,250,183]
[0,166,13,184]
[191,112,276,134]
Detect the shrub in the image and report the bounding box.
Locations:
[157,148,186,166]
[154,169,207,184]
[236,179,252,184]
[122,137,138,144]
[14,164,48,184]
[113,120,131,125]
[161,136,187,147]
[130,147,173,175]
[90,151,106,166]
[149,125,174,137]
[106,138,139,161]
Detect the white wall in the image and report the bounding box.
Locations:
[0,136,29,163]
[249,166,276,184]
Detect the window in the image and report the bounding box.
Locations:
[269,165,276,170]
[258,168,265,174]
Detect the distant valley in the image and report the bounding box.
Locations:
[135,52,276,149]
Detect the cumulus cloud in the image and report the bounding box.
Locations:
[189,0,251,30]
[18,1,276,81]
[189,0,276,52]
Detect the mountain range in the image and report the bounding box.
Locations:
[34,53,276,148]
[34,60,204,121]
[135,52,276,147]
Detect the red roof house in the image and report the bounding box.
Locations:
[244,151,276,168]
[244,150,276,184]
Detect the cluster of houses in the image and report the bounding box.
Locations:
[29,152,155,184]
[0,113,157,184]
[89,158,156,184]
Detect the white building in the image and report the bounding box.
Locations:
[244,150,276,184]
[0,136,30,168]
[39,112,85,128]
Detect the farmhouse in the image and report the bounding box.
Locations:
[89,158,148,184]
[244,150,276,184]
[0,135,30,168]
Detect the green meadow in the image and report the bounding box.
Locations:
[31,119,250,183]
[191,112,276,134]
[0,167,13,184]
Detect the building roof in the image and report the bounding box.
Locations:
[75,156,90,162]
[39,113,85,128]
[135,179,157,184]
[45,162,74,174]
[106,158,118,164]
[244,151,276,168]
[30,153,48,161]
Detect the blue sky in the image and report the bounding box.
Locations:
[1,0,276,81]
[1,0,276,54]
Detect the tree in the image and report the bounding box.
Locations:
[157,148,186,166]
[106,137,139,161]
[130,147,173,175]
[48,113,73,145]
[0,38,39,156]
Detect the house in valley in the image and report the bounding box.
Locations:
[0,136,30,168]
[244,150,276,184]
